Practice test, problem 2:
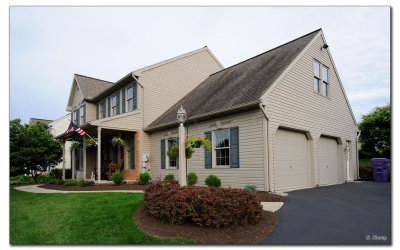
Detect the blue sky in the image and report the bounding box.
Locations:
[10,6,390,124]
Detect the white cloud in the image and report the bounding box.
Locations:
[347,88,390,102]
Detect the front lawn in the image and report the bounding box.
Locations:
[359,158,372,167]
[10,189,194,244]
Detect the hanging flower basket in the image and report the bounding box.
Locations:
[112,137,126,148]
[70,142,83,152]
[167,136,210,159]
[85,138,98,148]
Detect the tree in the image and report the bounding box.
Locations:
[358,104,390,159]
[9,119,63,182]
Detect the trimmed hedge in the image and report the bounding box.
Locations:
[186,172,198,186]
[144,180,263,228]
[111,171,124,185]
[139,173,151,185]
[164,174,175,181]
[205,174,221,187]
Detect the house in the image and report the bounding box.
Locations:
[48,114,72,172]
[145,28,359,192]
[56,47,223,181]
[29,118,53,126]
[58,28,359,192]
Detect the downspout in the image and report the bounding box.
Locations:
[259,101,272,192]
[356,131,361,180]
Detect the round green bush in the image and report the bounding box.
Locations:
[205,174,221,187]
[111,171,124,185]
[164,174,175,181]
[244,184,257,193]
[186,172,198,186]
[139,172,151,185]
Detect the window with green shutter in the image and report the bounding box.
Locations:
[161,139,166,169]
[204,131,212,168]
[96,104,99,119]
[229,126,239,168]
[107,97,111,117]
[121,89,126,113]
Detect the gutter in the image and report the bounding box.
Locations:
[259,101,272,192]
[356,131,361,180]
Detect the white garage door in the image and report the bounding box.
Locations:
[318,137,340,185]
[274,129,309,191]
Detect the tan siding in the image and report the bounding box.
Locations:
[85,102,96,123]
[140,50,223,126]
[72,83,83,109]
[150,109,266,190]
[265,34,358,190]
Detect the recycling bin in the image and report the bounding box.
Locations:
[370,158,390,182]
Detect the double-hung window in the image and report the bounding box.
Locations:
[167,138,177,168]
[314,59,329,96]
[313,60,321,93]
[74,110,79,124]
[80,106,84,123]
[127,87,134,111]
[214,130,230,166]
[112,95,117,116]
[322,65,329,96]
[100,101,106,118]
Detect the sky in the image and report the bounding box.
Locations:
[10,6,390,124]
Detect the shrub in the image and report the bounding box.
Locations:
[47,178,57,184]
[49,168,72,179]
[37,175,57,184]
[144,182,262,228]
[139,172,151,185]
[205,174,221,187]
[81,180,95,187]
[111,172,124,185]
[12,175,34,185]
[186,172,198,186]
[56,179,65,185]
[164,174,175,181]
[64,180,78,186]
[244,184,257,193]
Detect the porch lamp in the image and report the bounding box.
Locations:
[177,105,187,124]
[177,105,187,186]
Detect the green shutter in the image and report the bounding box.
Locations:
[82,104,86,124]
[76,109,80,126]
[205,131,212,168]
[96,104,99,119]
[131,135,135,169]
[71,111,73,122]
[230,126,239,168]
[161,139,166,169]
[121,88,126,113]
[116,93,120,115]
[107,97,111,117]
[132,82,137,110]
[102,101,106,118]
[176,137,179,169]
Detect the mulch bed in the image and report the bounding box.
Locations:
[134,205,279,244]
[39,183,149,191]
[257,191,289,202]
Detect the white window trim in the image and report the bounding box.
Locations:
[166,137,178,169]
[212,129,230,168]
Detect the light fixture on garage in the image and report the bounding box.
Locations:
[321,43,329,50]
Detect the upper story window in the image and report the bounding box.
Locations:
[167,138,177,168]
[100,101,106,118]
[127,86,134,111]
[313,59,329,97]
[214,130,230,166]
[74,110,79,124]
[80,106,84,123]
[112,95,117,116]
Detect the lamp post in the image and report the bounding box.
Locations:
[177,105,187,186]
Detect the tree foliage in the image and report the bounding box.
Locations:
[10,119,63,182]
[358,104,390,159]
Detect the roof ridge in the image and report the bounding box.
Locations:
[74,73,114,84]
[210,28,321,76]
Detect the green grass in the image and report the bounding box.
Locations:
[10,189,194,244]
[359,158,372,167]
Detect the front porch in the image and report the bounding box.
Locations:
[57,125,141,182]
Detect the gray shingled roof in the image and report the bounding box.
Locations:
[145,29,320,131]
[74,74,113,100]
[29,118,53,125]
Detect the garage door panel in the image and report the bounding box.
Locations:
[274,129,309,191]
[318,137,339,185]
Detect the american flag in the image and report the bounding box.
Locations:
[64,121,87,136]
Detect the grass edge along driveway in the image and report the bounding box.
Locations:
[10,189,194,244]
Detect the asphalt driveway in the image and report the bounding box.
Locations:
[261,181,391,245]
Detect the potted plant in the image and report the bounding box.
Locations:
[108,162,118,171]
[167,136,211,159]
[85,138,97,148]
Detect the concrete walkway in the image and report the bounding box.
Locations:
[13,184,144,193]
[14,185,284,212]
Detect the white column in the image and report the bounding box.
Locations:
[83,136,87,181]
[71,148,75,179]
[97,127,102,181]
[62,140,66,181]
[178,123,187,186]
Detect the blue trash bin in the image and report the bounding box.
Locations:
[370,158,390,182]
